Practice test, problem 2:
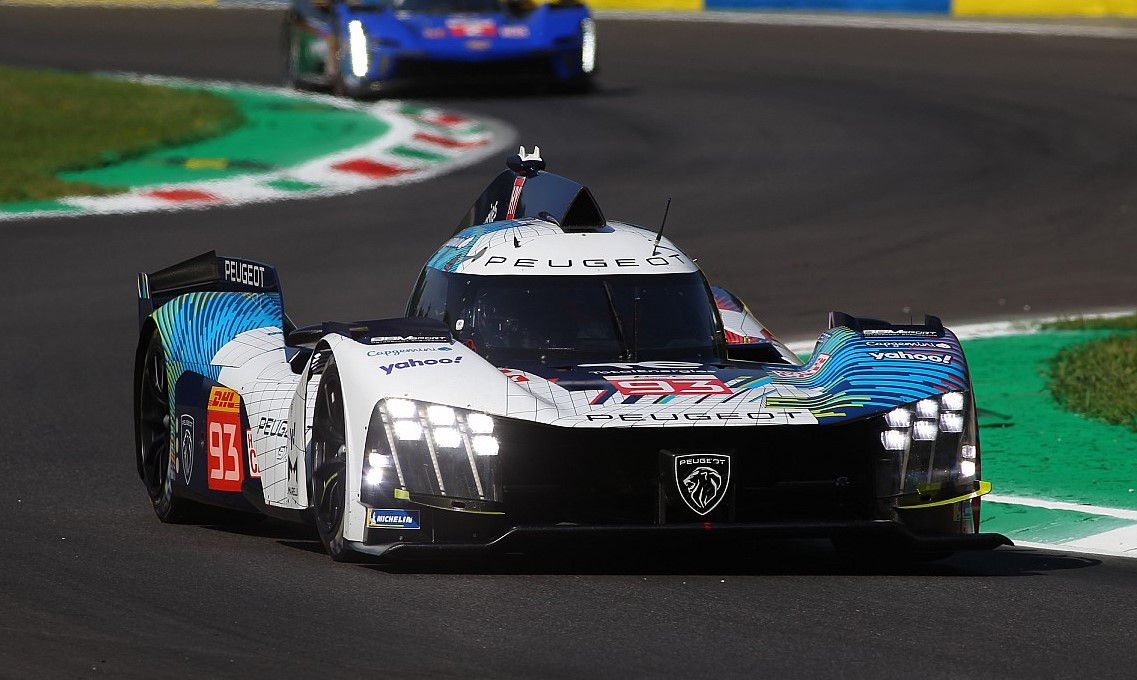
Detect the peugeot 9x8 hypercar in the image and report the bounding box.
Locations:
[134,148,1010,562]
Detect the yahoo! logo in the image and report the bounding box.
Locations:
[380,356,463,375]
[869,350,953,364]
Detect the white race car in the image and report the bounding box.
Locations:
[134,148,1009,561]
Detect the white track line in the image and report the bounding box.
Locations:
[986,494,1137,522]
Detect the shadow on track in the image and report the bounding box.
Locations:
[188,516,1101,577]
[356,542,1099,578]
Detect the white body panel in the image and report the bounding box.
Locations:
[442,219,699,276]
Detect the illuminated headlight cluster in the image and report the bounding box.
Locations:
[580,18,596,74]
[877,391,977,499]
[880,392,968,451]
[362,398,501,503]
[348,20,369,78]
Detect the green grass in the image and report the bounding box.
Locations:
[1044,314,1137,332]
[0,66,241,202]
[1046,313,1137,431]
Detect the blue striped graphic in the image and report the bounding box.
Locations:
[153,291,283,383]
[765,327,968,421]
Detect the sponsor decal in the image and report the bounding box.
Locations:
[447,18,496,37]
[287,453,299,498]
[380,356,463,375]
[862,329,939,337]
[206,386,244,492]
[771,352,831,379]
[865,341,952,349]
[367,508,421,529]
[465,39,492,51]
[480,254,686,269]
[257,416,290,439]
[423,27,445,39]
[247,429,260,478]
[369,335,451,345]
[869,350,953,364]
[178,414,194,484]
[367,346,453,358]
[674,453,731,516]
[222,259,266,288]
[500,25,530,38]
[585,410,809,422]
[608,376,730,396]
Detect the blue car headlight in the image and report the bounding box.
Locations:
[347,20,370,77]
[581,17,596,74]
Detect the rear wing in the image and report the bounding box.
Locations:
[136,250,283,328]
[828,311,947,338]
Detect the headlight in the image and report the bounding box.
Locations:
[580,18,596,74]
[362,398,501,504]
[348,20,369,78]
[876,391,978,505]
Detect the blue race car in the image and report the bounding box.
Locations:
[283,0,597,96]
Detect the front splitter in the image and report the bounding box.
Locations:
[352,520,1012,559]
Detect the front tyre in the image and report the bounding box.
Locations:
[137,331,201,523]
[311,363,361,561]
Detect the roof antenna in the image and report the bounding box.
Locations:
[652,198,672,256]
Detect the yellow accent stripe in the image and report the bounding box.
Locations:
[897,480,993,510]
[954,0,1137,15]
[185,158,229,170]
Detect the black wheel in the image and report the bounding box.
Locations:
[137,331,201,523]
[311,363,361,561]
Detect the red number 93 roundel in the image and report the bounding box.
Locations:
[206,386,245,492]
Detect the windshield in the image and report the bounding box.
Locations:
[409,271,725,365]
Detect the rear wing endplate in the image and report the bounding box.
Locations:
[137,250,282,328]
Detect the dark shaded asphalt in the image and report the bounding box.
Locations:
[1,7,1136,679]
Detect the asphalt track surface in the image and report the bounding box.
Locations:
[2,7,1137,679]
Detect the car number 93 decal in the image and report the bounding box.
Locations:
[206,386,245,492]
[607,376,730,396]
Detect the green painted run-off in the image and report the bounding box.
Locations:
[58,87,389,188]
[965,331,1137,512]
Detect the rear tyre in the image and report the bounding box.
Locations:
[311,363,361,562]
[138,331,202,523]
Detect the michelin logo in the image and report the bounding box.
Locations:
[367,509,420,529]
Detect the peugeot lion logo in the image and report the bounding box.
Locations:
[178,414,194,484]
[674,453,731,516]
